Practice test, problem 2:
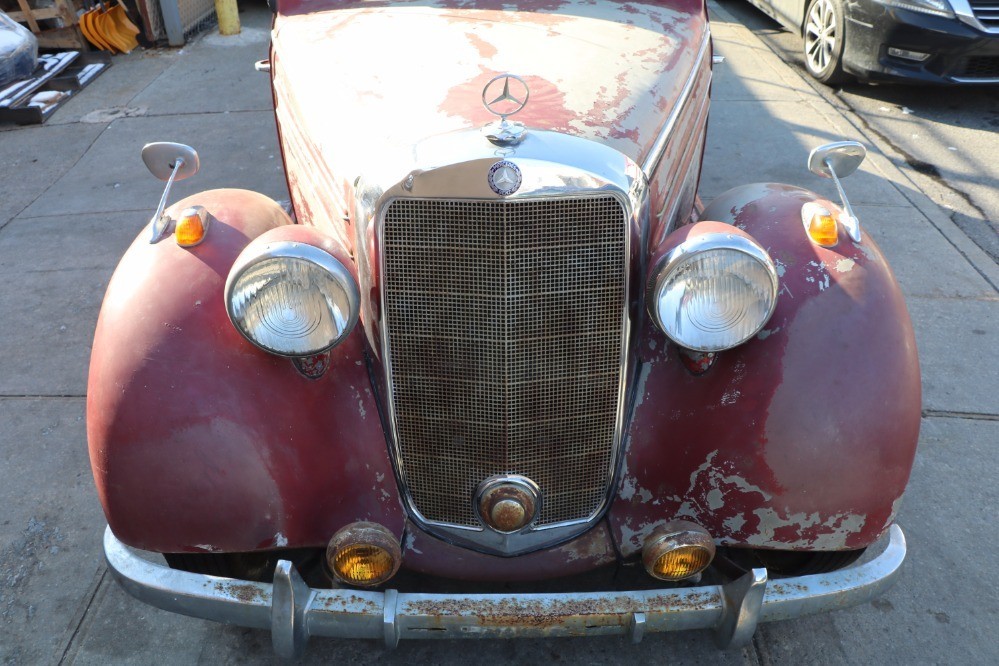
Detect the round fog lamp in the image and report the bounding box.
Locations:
[225,241,359,357]
[326,522,401,587]
[649,232,778,352]
[642,520,716,582]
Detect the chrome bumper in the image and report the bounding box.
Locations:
[104,524,905,658]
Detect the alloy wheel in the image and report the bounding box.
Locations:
[804,0,837,75]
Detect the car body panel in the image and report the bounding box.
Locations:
[611,184,920,555]
[87,189,406,553]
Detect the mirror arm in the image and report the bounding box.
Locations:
[825,158,862,243]
[149,158,185,243]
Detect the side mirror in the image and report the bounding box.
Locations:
[142,142,200,181]
[807,141,866,242]
[808,141,866,180]
[141,142,200,243]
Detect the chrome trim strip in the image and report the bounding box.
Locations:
[640,29,712,178]
[950,76,999,83]
[105,524,907,656]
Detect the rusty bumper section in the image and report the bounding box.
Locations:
[104,525,905,658]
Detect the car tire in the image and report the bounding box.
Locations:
[802,0,849,85]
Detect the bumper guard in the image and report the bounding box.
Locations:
[104,524,905,657]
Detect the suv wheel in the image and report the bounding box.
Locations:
[803,0,849,84]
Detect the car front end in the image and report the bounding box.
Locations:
[86,0,921,657]
[843,0,999,83]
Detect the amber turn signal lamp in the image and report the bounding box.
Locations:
[801,202,838,247]
[642,520,716,582]
[326,522,401,587]
[175,205,211,247]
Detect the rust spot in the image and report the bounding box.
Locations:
[214,581,265,604]
[405,590,721,627]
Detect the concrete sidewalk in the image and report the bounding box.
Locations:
[0,4,995,664]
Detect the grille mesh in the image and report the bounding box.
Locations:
[383,197,627,527]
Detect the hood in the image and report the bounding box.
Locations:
[272,0,708,181]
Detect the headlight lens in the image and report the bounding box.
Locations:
[226,242,360,356]
[649,232,778,352]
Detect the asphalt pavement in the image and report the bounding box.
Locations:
[0,3,996,664]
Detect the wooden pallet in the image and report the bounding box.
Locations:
[0,51,111,124]
[6,0,88,50]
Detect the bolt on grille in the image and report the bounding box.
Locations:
[382,197,628,528]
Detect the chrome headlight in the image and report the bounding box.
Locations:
[649,231,778,352]
[225,241,360,356]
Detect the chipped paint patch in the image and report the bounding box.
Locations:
[774,259,787,277]
[632,361,653,412]
[805,260,831,291]
[404,531,423,555]
[720,390,740,406]
[274,532,288,547]
[724,514,746,533]
[746,508,868,549]
[835,258,856,273]
[757,326,780,340]
[349,385,367,419]
[194,544,218,552]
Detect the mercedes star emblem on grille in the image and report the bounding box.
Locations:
[488,160,522,196]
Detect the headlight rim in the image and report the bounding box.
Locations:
[648,230,779,353]
[225,240,361,358]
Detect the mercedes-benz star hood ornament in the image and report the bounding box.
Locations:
[482,73,529,146]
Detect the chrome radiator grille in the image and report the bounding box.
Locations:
[382,197,628,528]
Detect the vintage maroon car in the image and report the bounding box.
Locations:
[87,0,919,657]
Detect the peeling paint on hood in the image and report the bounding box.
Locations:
[273,0,706,181]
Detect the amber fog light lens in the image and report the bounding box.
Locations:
[650,546,713,581]
[642,520,716,582]
[326,522,401,587]
[333,545,394,585]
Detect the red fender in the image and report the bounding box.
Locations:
[609,183,920,554]
[87,189,404,553]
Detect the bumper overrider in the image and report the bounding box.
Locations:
[104,524,906,657]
